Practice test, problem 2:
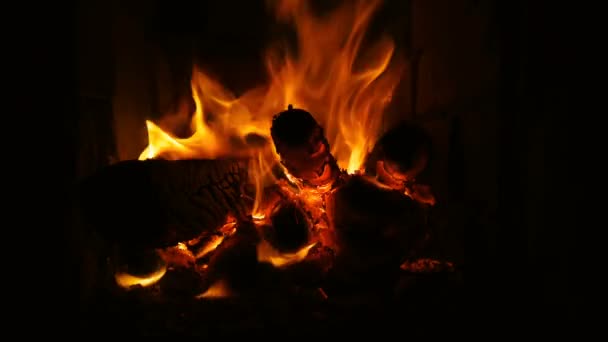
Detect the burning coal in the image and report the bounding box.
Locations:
[79,0,452,297]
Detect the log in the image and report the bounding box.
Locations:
[78,158,252,248]
[201,220,330,298]
[110,247,167,289]
[158,267,206,299]
[363,121,432,191]
[200,221,261,296]
[263,200,312,254]
[326,175,427,276]
[270,105,341,187]
[278,244,335,287]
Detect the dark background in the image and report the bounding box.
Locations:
[12,0,578,336]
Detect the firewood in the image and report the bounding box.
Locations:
[201,218,324,298]
[79,158,252,248]
[200,221,261,296]
[363,121,432,191]
[158,267,206,299]
[327,175,427,273]
[279,245,335,287]
[270,105,341,187]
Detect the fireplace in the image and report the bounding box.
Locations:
[67,0,515,336]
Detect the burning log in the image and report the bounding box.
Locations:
[111,248,168,289]
[200,220,261,297]
[364,121,431,181]
[79,158,252,248]
[271,105,341,187]
[262,200,312,254]
[277,244,335,288]
[363,121,435,205]
[158,267,206,299]
[201,227,330,299]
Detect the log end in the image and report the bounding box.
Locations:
[264,201,312,254]
[364,121,432,186]
[328,175,427,270]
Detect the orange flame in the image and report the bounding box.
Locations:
[257,240,317,268]
[139,0,401,173]
[196,279,231,299]
[267,0,402,173]
[114,265,167,289]
[139,0,403,257]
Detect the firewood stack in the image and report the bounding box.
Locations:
[77,105,457,308]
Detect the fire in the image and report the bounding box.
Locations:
[194,235,225,259]
[196,279,231,299]
[257,240,317,268]
[135,0,403,271]
[114,265,167,289]
[268,0,402,173]
[139,0,401,175]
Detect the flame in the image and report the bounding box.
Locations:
[135,0,403,272]
[257,240,316,268]
[139,0,402,212]
[138,70,272,161]
[114,265,167,289]
[195,235,225,259]
[267,0,402,173]
[196,279,231,299]
[250,207,317,268]
[249,148,280,217]
[158,243,196,268]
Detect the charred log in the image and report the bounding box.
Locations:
[327,175,427,276]
[158,267,205,299]
[279,245,335,287]
[201,221,262,296]
[111,248,166,286]
[263,200,312,254]
[79,158,252,248]
[201,218,327,297]
[363,121,432,191]
[271,105,340,187]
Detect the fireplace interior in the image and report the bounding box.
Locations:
[56,0,575,337]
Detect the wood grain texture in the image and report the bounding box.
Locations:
[79,158,252,248]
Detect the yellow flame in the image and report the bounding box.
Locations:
[139,0,402,211]
[267,0,401,173]
[256,240,316,268]
[249,149,280,217]
[114,265,167,289]
[196,279,231,299]
[195,235,225,259]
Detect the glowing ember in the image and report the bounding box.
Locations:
[158,243,196,268]
[257,240,317,268]
[400,259,455,273]
[135,0,403,270]
[195,235,226,259]
[404,184,436,206]
[196,280,231,299]
[114,266,167,289]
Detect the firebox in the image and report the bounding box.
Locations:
[73,0,472,336]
